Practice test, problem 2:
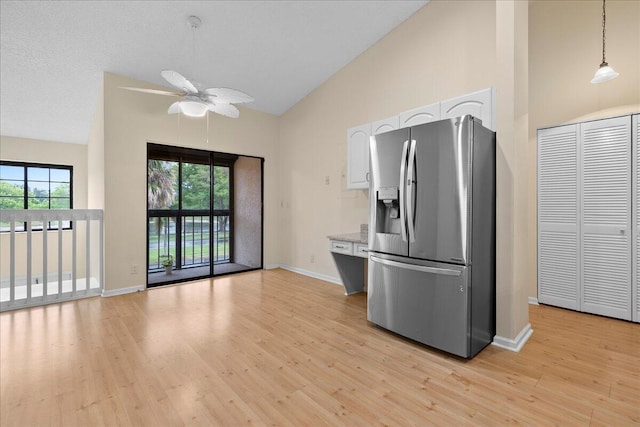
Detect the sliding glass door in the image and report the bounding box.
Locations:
[147,144,262,287]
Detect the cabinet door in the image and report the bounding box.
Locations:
[537,124,579,310]
[371,116,399,135]
[440,87,495,131]
[399,103,440,128]
[633,114,639,323]
[580,116,632,320]
[347,124,371,189]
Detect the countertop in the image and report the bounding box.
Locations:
[327,232,368,244]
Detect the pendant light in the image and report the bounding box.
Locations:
[591,0,619,84]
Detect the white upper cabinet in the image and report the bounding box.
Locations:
[371,116,400,135]
[346,123,371,189]
[346,88,495,190]
[399,103,440,127]
[440,87,495,131]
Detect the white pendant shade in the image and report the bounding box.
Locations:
[179,100,208,117]
[591,0,619,84]
[591,63,619,84]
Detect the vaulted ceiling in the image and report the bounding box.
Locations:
[0,0,427,144]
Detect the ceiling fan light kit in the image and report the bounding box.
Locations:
[177,100,208,118]
[591,0,619,84]
[120,15,253,118]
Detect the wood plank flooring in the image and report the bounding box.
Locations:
[1,268,639,426]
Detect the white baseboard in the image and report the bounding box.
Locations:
[270,264,342,287]
[492,323,533,352]
[528,297,539,305]
[102,284,145,297]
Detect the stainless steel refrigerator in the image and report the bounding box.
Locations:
[367,115,495,359]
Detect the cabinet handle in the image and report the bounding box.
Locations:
[365,172,370,182]
[335,244,347,249]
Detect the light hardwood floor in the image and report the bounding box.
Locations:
[1,269,639,426]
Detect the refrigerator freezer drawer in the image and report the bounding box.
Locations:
[367,254,471,358]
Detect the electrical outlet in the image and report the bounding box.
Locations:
[131,264,138,275]
[310,254,315,263]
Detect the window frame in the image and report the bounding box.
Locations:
[0,160,74,231]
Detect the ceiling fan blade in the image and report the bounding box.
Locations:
[206,102,239,119]
[204,87,254,104]
[161,70,198,94]
[120,86,181,96]
[168,101,181,114]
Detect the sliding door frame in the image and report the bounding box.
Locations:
[146,143,264,287]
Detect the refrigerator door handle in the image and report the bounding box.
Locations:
[406,139,417,242]
[370,255,462,276]
[399,140,409,242]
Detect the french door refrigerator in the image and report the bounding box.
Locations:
[367,115,496,358]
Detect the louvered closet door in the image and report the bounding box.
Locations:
[580,116,632,320]
[538,124,579,310]
[633,114,639,323]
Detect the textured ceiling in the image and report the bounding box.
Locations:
[0,0,427,145]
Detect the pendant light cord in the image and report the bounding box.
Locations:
[601,0,607,65]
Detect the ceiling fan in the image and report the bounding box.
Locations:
[121,69,254,118]
[120,16,253,119]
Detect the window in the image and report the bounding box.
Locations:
[0,161,73,231]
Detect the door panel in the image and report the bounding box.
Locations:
[440,88,495,131]
[372,116,400,135]
[399,103,440,127]
[409,117,470,263]
[580,116,631,320]
[347,124,371,189]
[634,114,640,322]
[369,128,410,257]
[537,124,579,309]
[368,254,470,358]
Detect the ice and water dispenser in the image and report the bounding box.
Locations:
[374,186,401,235]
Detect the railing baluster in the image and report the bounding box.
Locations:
[58,217,63,297]
[27,220,32,302]
[86,217,91,295]
[99,214,104,293]
[72,217,77,295]
[42,223,48,301]
[9,221,15,303]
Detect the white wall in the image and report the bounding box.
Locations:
[99,73,280,292]
[527,0,640,298]
[278,0,497,276]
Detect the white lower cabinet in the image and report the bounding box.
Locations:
[538,114,638,322]
[330,240,353,255]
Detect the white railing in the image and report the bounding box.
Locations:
[0,209,103,312]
